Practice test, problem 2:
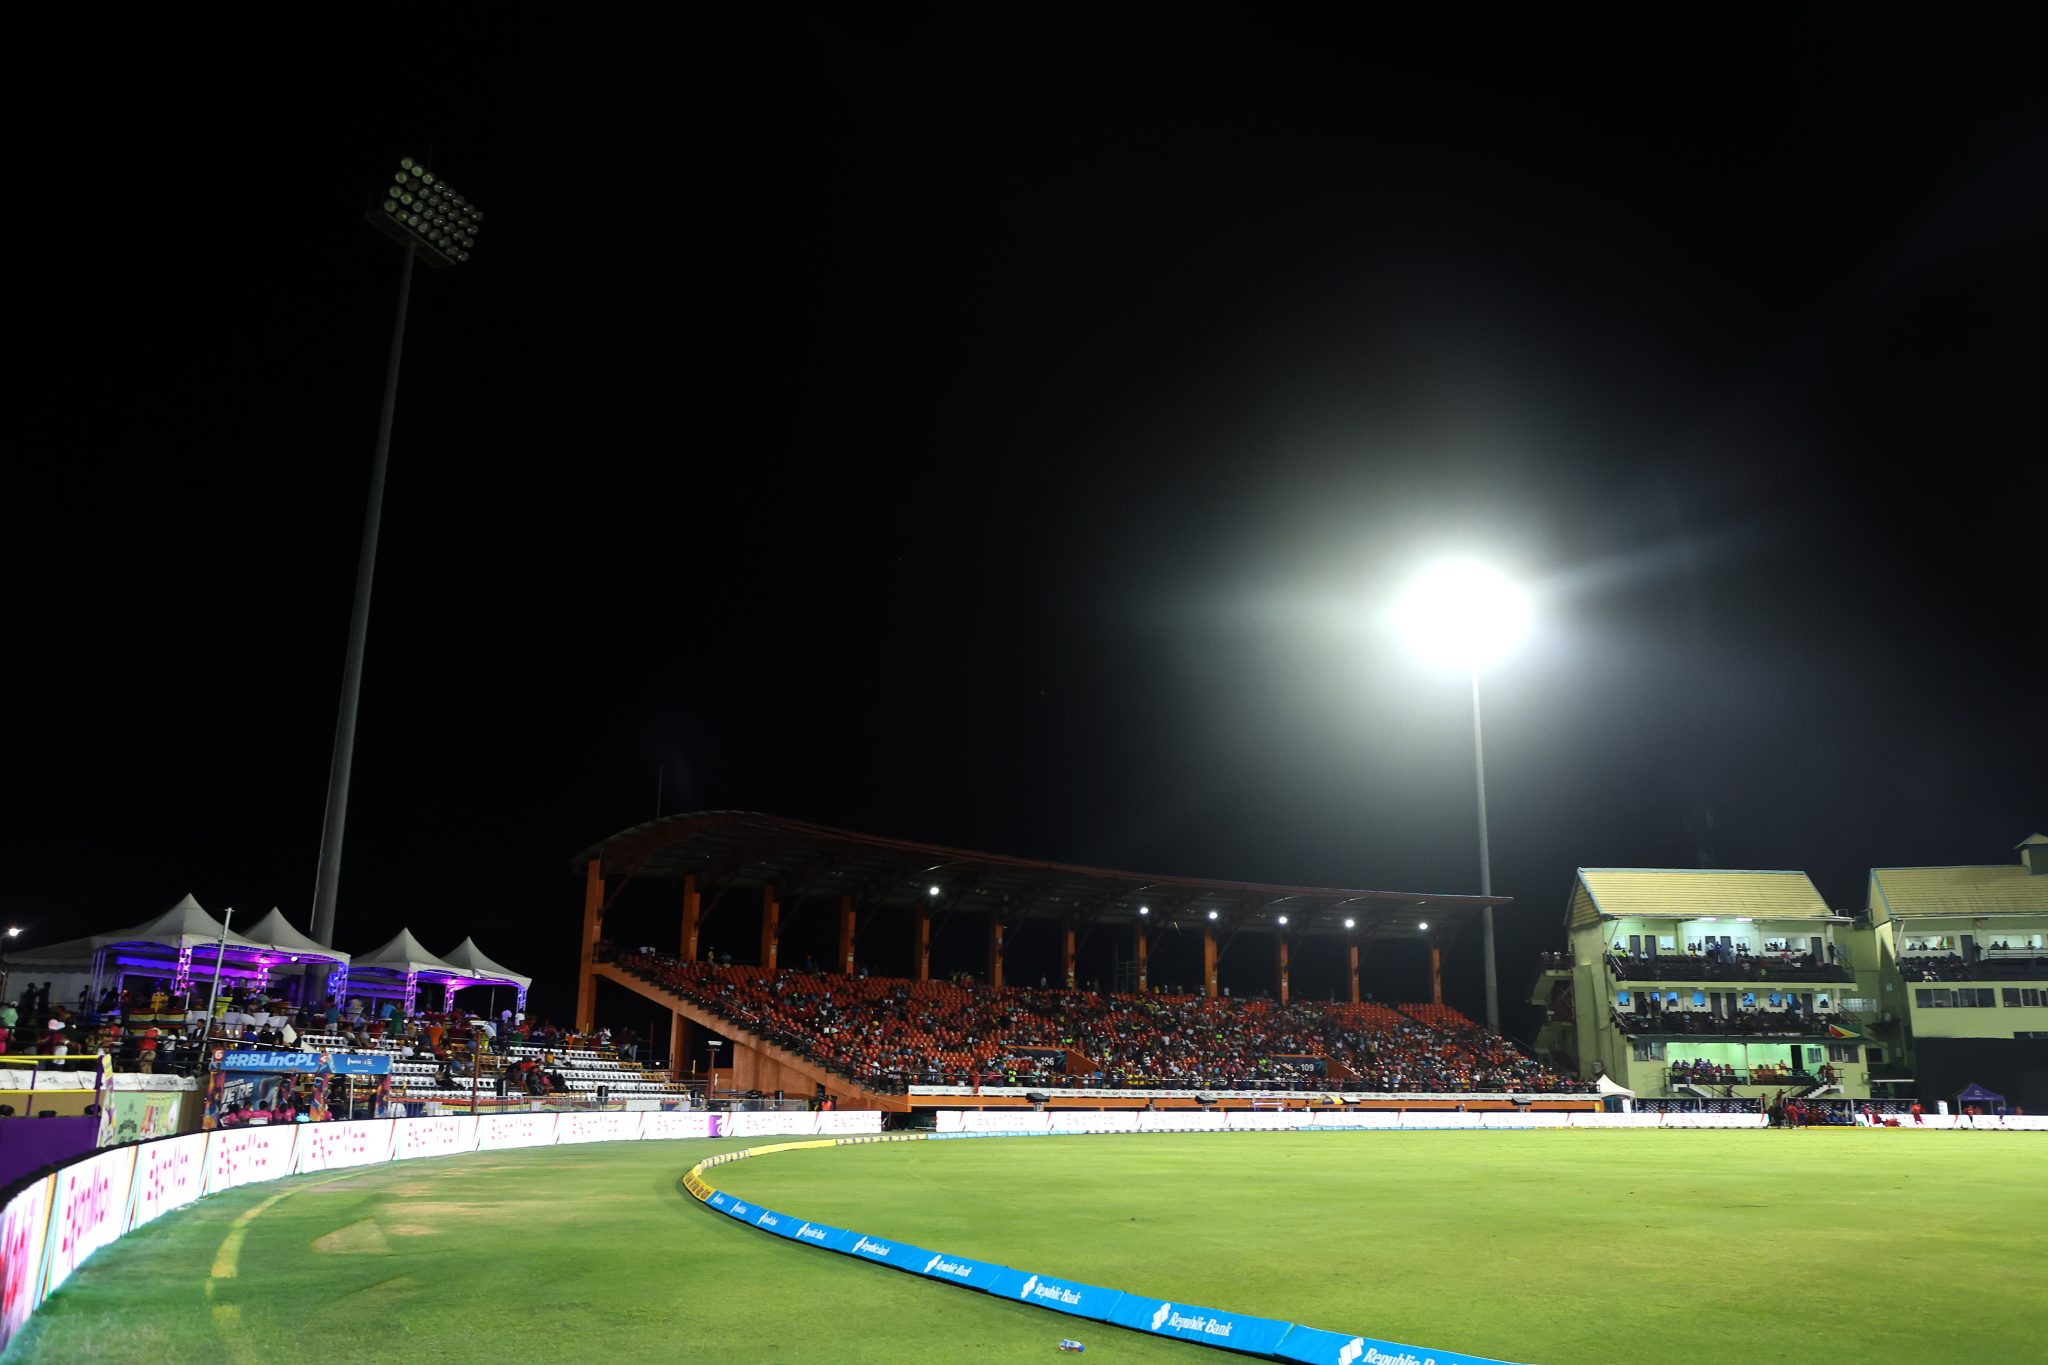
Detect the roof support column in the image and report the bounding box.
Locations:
[669,1010,691,1082]
[1061,915,1076,989]
[1134,922,1149,992]
[759,885,780,972]
[988,918,1005,989]
[915,904,931,982]
[1431,942,1444,1006]
[577,857,603,1033]
[838,895,856,975]
[681,874,701,964]
[1203,926,1218,999]
[1348,941,1360,1004]
[1277,935,1290,1005]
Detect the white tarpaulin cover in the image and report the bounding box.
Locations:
[93,894,261,953]
[437,936,530,989]
[352,928,473,979]
[243,908,349,964]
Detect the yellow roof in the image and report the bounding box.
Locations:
[1569,868,1836,931]
[1867,864,2048,923]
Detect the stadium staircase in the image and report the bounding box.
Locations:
[590,961,910,1112]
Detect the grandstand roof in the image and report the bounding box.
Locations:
[1867,861,2048,923]
[1568,869,1845,931]
[353,928,472,980]
[574,810,1505,940]
[244,908,350,964]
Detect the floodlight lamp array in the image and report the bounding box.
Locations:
[369,155,482,266]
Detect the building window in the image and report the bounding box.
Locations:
[2003,988,2045,1008]
[1917,988,1996,1009]
[1827,1044,1860,1063]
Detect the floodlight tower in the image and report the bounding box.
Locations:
[1393,560,1530,1033]
[308,158,485,963]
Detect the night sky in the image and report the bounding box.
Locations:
[9,8,2044,1035]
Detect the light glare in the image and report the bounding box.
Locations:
[1393,560,1529,672]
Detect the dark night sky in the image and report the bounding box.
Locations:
[8,7,2044,1034]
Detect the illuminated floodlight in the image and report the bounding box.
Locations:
[1418,921,1429,931]
[1393,560,1529,673]
[1207,909,1219,921]
[4,927,18,938]
[928,885,940,897]
[1138,905,1149,916]
[1277,915,1289,926]
[367,155,484,268]
[1343,918,1355,930]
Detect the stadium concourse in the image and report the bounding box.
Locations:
[573,810,1594,1111]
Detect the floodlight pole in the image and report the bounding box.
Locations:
[201,908,235,1053]
[309,242,417,969]
[1470,670,1499,1033]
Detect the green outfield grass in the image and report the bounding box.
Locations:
[11,1129,2046,1364]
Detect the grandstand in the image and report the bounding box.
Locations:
[1539,868,1871,1104]
[1853,835,2048,1109]
[572,811,1589,1110]
[605,953,1587,1108]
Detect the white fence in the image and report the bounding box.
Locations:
[0,1108,883,1351]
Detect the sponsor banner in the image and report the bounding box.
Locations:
[911,1247,1006,1291]
[555,1110,644,1145]
[1276,1324,1524,1365]
[814,1111,885,1135]
[639,1112,718,1142]
[721,1196,769,1224]
[1225,1113,1309,1131]
[473,1111,557,1152]
[0,1177,53,1352]
[202,1125,296,1195]
[294,1119,395,1174]
[392,1115,478,1162]
[1049,1113,1140,1134]
[749,1206,812,1240]
[702,1187,732,1213]
[987,1266,1126,1322]
[125,1134,207,1231]
[842,1230,942,1273]
[723,1112,810,1138]
[29,1072,95,1091]
[781,1217,852,1253]
[1312,1111,1404,1128]
[107,1073,196,1092]
[219,1051,391,1075]
[41,1146,137,1297]
[1108,1293,1292,1355]
[1136,1114,1230,1133]
[107,1090,186,1144]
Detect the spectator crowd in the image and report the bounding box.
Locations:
[616,953,1587,1095]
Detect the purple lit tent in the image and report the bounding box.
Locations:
[241,908,351,1001]
[348,929,474,1015]
[437,937,531,1017]
[89,894,263,1007]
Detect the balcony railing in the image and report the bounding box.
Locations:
[1607,952,1851,984]
[1614,1012,1844,1039]
[1898,955,2048,983]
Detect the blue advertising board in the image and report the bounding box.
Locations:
[1274,1324,1522,1365]
[909,1248,1005,1292]
[985,1267,1127,1322]
[219,1050,391,1075]
[781,1218,852,1253]
[704,1190,733,1214]
[841,1230,942,1273]
[1107,1294,1293,1356]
